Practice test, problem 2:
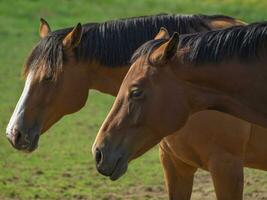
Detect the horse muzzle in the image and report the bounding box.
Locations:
[6,126,40,152]
[93,146,128,181]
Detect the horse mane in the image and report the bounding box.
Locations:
[23,13,234,79]
[180,22,267,64]
[132,22,267,66]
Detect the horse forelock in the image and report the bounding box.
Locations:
[23,34,65,81]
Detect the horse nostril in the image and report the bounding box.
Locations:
[95,148,103,165]
[14,130,22,145]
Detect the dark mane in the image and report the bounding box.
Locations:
[131,22,267,66]
[180,22,267,64]
[75,14,212,66]
[24,13,235,79]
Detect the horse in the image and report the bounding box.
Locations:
[93,24,267,200]
[5,14,243,152]
[5,14,246,199]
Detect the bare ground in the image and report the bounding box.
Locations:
[106,169,267,200]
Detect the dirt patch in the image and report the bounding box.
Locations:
[106,169,267,200]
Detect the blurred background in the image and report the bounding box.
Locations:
[1,0,267,199]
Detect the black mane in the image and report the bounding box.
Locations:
[180,22,267,64]
[76,14,212,67]
[24,13,236,78]
[132,22,267,66]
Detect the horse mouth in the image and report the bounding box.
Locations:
[109,158,128,181]
[97,157,128,181]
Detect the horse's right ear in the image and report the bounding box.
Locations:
[154,27,170,40]
[208,17,247,30]
[39,18,51,38]
[62,23,83,49]
[150,32,179,66]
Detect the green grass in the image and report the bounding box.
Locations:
[1,0,267,199]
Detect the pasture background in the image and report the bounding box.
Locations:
[1,0,267,199]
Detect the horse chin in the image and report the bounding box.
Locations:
[109,158,128,181]
[22,146,37,153]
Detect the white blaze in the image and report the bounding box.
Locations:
[6,72,33,135]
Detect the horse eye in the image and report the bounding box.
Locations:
[130,89,144,99]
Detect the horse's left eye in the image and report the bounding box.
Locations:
[130,89,144,99]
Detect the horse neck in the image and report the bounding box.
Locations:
[80,14,245,97]
[172,61,267,128]
[79,16,227,96]
[86,62,130,96]
[79,14,245,96]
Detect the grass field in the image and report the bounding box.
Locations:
[1,0,267,199]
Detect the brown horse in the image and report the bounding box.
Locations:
[93,24,267,200]
[5,14,242,152]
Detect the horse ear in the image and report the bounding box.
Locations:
[150,32,179,65]
[154,27,170,40]
[62,23,83,49]
[39,18,51,38]
[208,17,247,30]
